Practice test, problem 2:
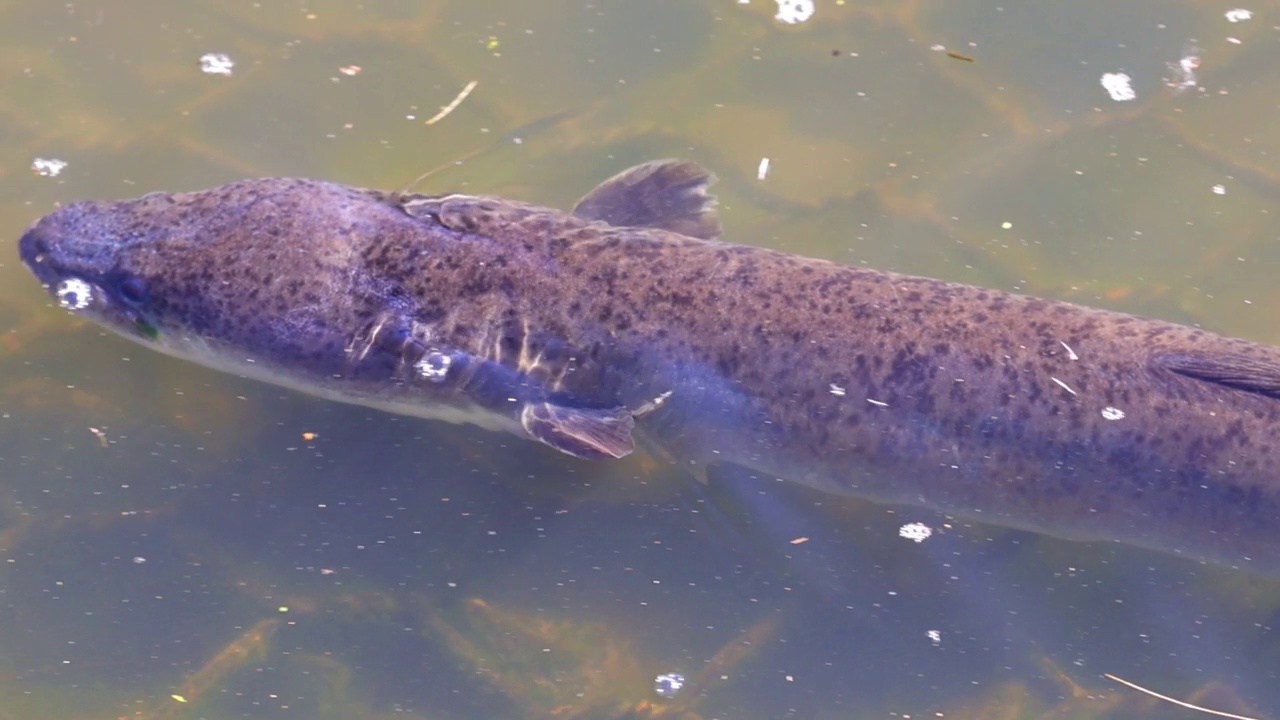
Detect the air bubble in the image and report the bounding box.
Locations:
[415,352,452,381]
[56,278,93,310]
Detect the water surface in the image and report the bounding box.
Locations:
[2,1,1279,718]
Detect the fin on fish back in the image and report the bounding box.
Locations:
[572,160,721,240]
[1155,351,1280,399]
[520,401,636,460]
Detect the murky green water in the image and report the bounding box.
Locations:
[2,1,1279,718]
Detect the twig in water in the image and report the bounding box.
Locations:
[425,80,478,125]
[1104,673,1263,720]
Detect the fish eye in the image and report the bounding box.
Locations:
[118,276,148,304]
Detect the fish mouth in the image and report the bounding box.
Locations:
[20,226,95,308]
[18,224,61,289]
[18,224,154,338]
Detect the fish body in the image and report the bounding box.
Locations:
[18,161,1280,573]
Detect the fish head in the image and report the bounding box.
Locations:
[18,179,388,373]
[21,190,190,347]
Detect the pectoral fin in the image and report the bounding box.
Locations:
[1155,351,1280,399]
[520,402,636,460]
[572,160,721,240]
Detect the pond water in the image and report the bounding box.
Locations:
[1,1,1278,718]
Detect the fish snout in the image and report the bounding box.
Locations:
[18,218,113,316]
[18,223,62,291]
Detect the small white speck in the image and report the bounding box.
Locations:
[56,278,93,310]
[930,44,947,52]
[1050,377,1077,396]
[31,158,68,177]
[774,0,814,24]
[1059,341,1079,360]
[1100,72,1136,102]
[1225,8,1252,22]
[1227,37,1242,44]
[927,629,942,645]
[1212,184,1226,195]
[1101,406,1125,420]
[866,398,888,407]
[829,383,847,396]
[199,53,235,76]
[899,522,932,542]
[757,157,770,181]
[132,556,146,564]
[1001,221,1012,230]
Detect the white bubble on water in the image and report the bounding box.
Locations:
[415,352,452,381]
[1101,406,1125,421]
[1100,72,1136,102]
[654,672,685,698]
[31,158,68,177]
[899,522,932,543]
[775,0,814,24]
[56,278,94,310]
[199,53,235,76]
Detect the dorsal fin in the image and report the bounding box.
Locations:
[1155,351,1280,399]
[572,159,721,239]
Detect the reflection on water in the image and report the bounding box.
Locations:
[2,1,1279,718]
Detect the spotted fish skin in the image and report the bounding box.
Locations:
[17,161,1280,574]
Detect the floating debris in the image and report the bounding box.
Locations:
[1104,673,1262,720]
[55,278,93,310]
[929,44,976,62]
[1101,407,1125,421]
[654,672,685,699]
[774,0,815,24]
[415,352,452,380]
[828,382,846,396]
[1224,8,1252,22]
[31,158,67,177]
[1050,377,1077,396]
[425,80,478,126]
[899,522,932,542]
[1100,72,1136,102]
[199,52,235,76]
[1165,45,1201,94]
[758,157,771,181]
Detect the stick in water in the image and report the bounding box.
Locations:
[1103,673,1263,720]
[425,80,478,125]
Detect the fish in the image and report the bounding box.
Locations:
[17,160,1280,574]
